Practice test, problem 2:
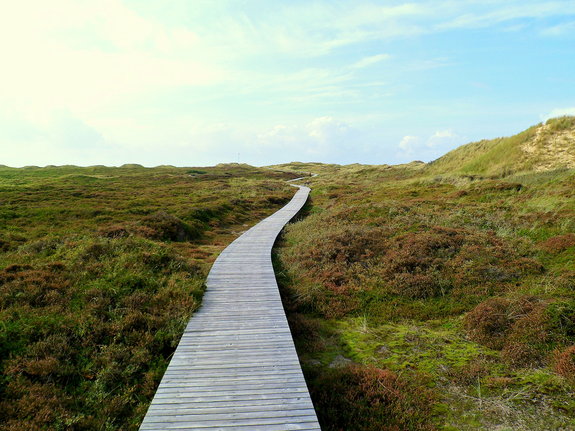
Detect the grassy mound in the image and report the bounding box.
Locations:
[427,116,575,177]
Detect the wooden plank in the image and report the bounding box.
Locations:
[140,185,321,430]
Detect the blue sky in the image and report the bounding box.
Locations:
[1,0,574,167]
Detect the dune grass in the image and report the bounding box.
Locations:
[426,116,575,177]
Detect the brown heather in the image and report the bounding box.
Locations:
[309,365,437,431]
[554,346,575,382]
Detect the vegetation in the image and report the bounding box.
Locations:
[2,117,574,430]
[0,164,293,430]
[273,118,575,430]
[427,116,575,177]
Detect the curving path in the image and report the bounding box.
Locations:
[140,185,320,430]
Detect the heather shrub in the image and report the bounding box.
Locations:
[538,234,575,253]
[464,297,514,349]
[392,272,443,299]
[0,241,203,430]
[501,304,549,366]
[385,227,530,299]
[546,301,575,340]
[310,365,437,431]
[275,162,575,427]
[140,211,200,241]
[99,224,130,238]
[466,297,575,366]
[553,346,575,382]
[300,223,388,267]
[282,217,543,319]
[0,164,293,430]
[449,359,490,385]
[0,380,71,431]
[286,313,326,352]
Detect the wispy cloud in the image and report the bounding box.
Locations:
[397,129,464,161]
[437,1,575,30]
[351,54,391,69]
[0,0,573,167]
[541,21,575,36]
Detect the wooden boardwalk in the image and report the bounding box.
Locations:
[140,185,321,430]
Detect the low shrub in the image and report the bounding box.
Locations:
[392,272,442,299]
[0,238,10,252]
[449,359,490,385]
[384,227,534,300]
[538,234,575,253]
[0,240,203,430]
[300,224,388,267]
[553,346,575,382]
[140,211,200,242]
[464,297,514,350]
[99,225,130,239]
[466,297,575,366]
[309,365,437,431]
[501,304,549,366]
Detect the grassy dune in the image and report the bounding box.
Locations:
[274,141,575,429]
[0,164,293,430]
[427,116,575,177]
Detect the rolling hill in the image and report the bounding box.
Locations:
[427,116,575,177]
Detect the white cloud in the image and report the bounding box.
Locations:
[0,0,225,116]
[437,2,575,30]
[254,117,361,161]
[541,21,575,36]
[351,54,391,69]
[399,135,421,155]
[397,129,464,161]
[543,107,575,120]
[427,130,459,147]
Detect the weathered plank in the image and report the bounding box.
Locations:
[140,185,321,430]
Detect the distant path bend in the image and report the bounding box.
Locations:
[140,185,320,430]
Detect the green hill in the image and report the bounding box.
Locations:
[427,116,575,177]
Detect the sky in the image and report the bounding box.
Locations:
[1,0,574,167]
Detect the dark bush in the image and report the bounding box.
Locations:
[501,304,548,366]
[466,297,575,366]
[302,225,388,267]
[384,227,523,299]
[99,225,130,238]
[392,273,443,299]
[310,365,437,431]
[267,196,290,205]
[538,234,575,253]
[465,297,514,350]
[0,238,10,252]
[0,266,70,308]
[554,346,575,382]
[141,211,199,242]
